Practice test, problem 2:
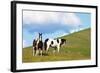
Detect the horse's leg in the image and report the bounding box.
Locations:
[33,47,35,56]
[53,48,56,54]
[46,45,49,54]
[47,44,50,52]
[40,49,43,56]
[57,45,60,53]
[35,49,39,56]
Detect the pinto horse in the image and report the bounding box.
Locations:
[44,38,66,53]
[32,33,43,56]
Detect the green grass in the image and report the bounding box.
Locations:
[22,28,91,63]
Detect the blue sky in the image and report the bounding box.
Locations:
[23,11,91,48]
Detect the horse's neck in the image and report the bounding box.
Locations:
[37,37,42,42]
[40,37,42,41]
[39,35,42,41]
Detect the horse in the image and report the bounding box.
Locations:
[32,33,43,56]
[44,38,66,54]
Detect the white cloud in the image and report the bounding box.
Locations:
[23,11,82,27]
[61,13,81,26]
[70,29,77,33]
[23,11,59,25]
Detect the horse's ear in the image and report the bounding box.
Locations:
[38,33,42,35]
[40,33,42,35]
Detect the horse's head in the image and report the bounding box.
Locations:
[39,33,42,36]
[39,33,42,41]
[39,33,42,37]
[61,39,66,45]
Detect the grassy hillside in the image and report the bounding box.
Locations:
[22,28,91,63]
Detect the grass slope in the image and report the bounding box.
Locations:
[22,28,91,63]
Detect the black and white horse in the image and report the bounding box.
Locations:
[32,33,43,56]
[44,38,66,53]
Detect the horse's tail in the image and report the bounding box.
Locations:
[44,38,49,51]
[44,41,47,51]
